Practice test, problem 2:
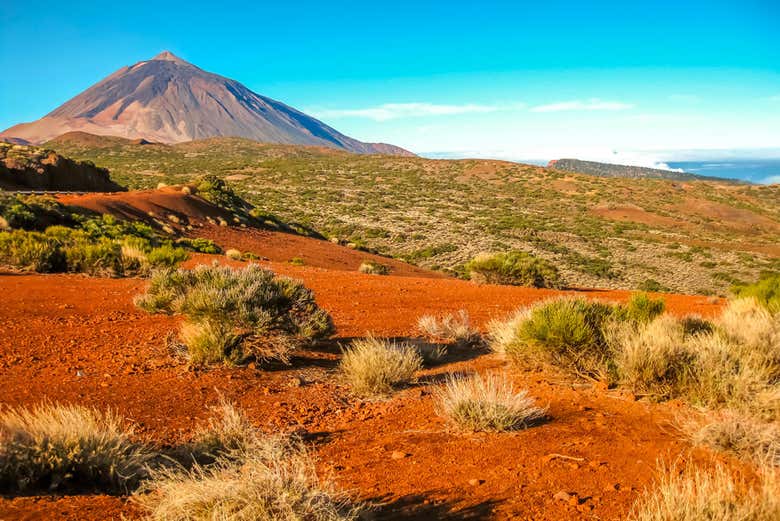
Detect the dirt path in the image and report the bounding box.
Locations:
[0,267,723,520]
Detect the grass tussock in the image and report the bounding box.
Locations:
[465,251,562,288]
[135,263,334,366]
[0,403,153,493]
[417,309,481,347]
[339,336,422,396]
[136,403,361,521]
[435,373,546,432]
[682,411,780,467]
[628,463,780,521]
[358,260,389,275]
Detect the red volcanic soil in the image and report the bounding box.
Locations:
[57,188,437,277]
[0,252,725,520]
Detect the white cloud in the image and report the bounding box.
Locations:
[530,99,635,113]
[768,94,780,102]
[310,102,524,121]
[763,175,780,185]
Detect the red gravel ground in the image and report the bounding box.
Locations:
[0,259,725,520]
[1,190,732,520]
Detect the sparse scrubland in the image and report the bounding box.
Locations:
[46,135,780,294]
[135,263,334,366]
[0,193,199,275]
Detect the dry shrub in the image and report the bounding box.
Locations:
[0,403,153,493]
[358,260,389,275]
[339,337,422,396]
[682,411,780,467]
[435,373,546,432]
[628,462,780,521]
[487,308,531,355]
[225,248,242,260]
[465,251,562,288]
[417,309,481,347]
[135,264,334,366]
[608,315,695,401]
[136,401,361,521]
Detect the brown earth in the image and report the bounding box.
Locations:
[0,245,727,520]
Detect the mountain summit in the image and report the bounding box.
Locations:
[0,52,412,155]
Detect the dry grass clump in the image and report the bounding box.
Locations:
[628,463,780,521]
[607,315,695,401]
[136,421,361,521]
[0,403,153,493]
[135,264,334,366]
[435,373,546,432]
[417,309,481,347]
[683,411,780,467]
[358,260,389,275]
[225,248,242,260]
[188,400,259,459]
[339,337,422,396]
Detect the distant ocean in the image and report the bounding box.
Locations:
[666,159,780,184]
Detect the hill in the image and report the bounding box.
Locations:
[548,158,741,182]
[45,133,780,294]
[0,142,124,192]
[0,51,412,156]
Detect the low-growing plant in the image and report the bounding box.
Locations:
[0,230,65,272]
[682,411,780,467]
[225,248,242,260]
[339,336,422,396]
[628,463,780,521]
[176,237,222,254]
[0,403,153,493]
[136,264,333,366]
[510,297,617,378]
[733,273,780,312]
[135,410,362,521]
[435,373,546,432]
[417,309,481,347]
[358,260,389,275]
[465,251,562,288]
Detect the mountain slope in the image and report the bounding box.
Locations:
[548,158,741,183]
[0,51,412,156]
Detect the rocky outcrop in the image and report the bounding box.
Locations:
[0,142,125,192]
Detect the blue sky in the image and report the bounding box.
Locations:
[2,0,779,169]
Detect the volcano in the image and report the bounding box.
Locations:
[0,51,412,156]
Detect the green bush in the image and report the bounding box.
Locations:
[176,237,222,254]
[465,251,562,288]
[135,264,334,365]
[512,298,617,378]
[733,273,780,312]
[494,293,666,380]
[145,244,190,268]
[0,230,65,272]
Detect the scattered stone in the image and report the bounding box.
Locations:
[553,491,572,502]
[390,451,409,460]
[468,479,484,486]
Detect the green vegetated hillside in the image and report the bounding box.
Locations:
[46,133,780,294]
[548,158,740,183]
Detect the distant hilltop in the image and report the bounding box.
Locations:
[548,158,743,183]
[0,51,413,157]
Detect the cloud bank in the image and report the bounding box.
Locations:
[530,99,634,112]
[310,102,523,121]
